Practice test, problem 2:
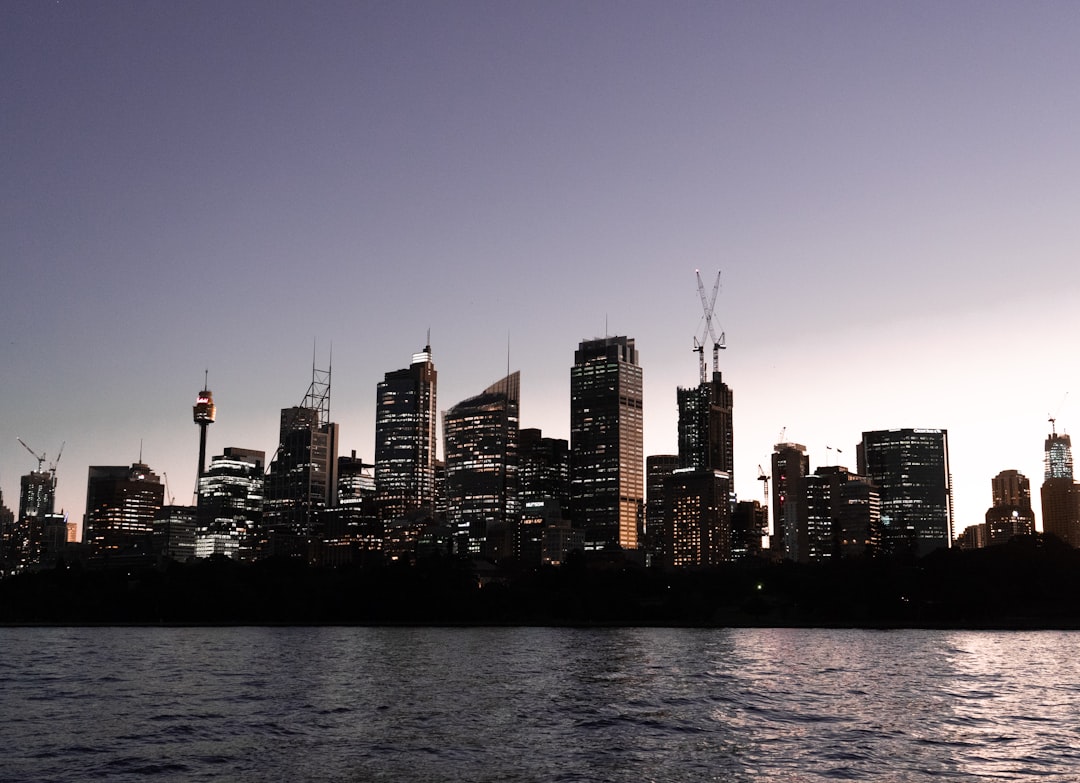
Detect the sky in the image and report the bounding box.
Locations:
[3,1,1079,540]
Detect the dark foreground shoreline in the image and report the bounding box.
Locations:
[4,536,1080,629]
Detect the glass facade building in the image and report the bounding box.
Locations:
[375,346,438,553]
[570,336,643,551]
[857,428,953,557]
[197,447,265,560]
[443,372,520,559]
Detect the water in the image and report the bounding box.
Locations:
[3,627,1079,782]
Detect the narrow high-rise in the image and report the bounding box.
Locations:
[375,345,438,554]
[857,428,953,557]
[771,442,809,561]
[570,336,643,551]
[443,372,520,559]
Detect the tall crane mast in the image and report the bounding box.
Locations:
[694,269,725,384]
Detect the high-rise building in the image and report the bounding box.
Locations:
[857,428,953,557]
[375,345,438,553]
[570,336,643,551]
[662,370,736,567]
[805,465,882,561]
[664,470,732,566]
[645,455,679,564]
[7,469,57,570]
[83,462,165,558]
[984,469,1035,546]
[677,372,734,476]
[518,429,573,564]
[771,442,809,560]
[731,500,768,560]
[263,365,339,558]
[1040,424,1080,547]
[197,447,265,560]
[153,505,197,561]
[444,372,520,559]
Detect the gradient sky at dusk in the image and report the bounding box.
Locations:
[3,1,1078,539]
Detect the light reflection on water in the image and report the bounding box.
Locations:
[3,627,1079,782]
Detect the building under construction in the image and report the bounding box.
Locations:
[262,361,339,559]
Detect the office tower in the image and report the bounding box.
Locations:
[857,428,953,557]
[771,442,809,560]
[319,452,381,565]
[263,365,339,558]
[731,500,768,560]
[984,469,1035,546]
[662,370,736,567]
[805,465,882,561]
[1041,424,1080,546]
[197,447,265,560]
[83,462,165,557]
[646,455,679,564]
[570,336,643,551]
[517,429,572,563]
[153,505,197,561]
[677,372,734,475]
[193,375,216,481]
[375,345,438,554]
[664,470,731,566]
[444,372,520,559]
[8,469,56,570]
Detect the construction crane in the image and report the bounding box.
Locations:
[757,464,770,503]
[693,269,726,384]
[16,438,64,483]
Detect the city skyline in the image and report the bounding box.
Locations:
[3,2,1078,540]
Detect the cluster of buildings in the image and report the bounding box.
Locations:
[2,334,1078,577]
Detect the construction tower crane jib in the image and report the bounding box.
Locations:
[694,269,726,383]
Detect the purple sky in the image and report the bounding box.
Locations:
[3,1,1078,539]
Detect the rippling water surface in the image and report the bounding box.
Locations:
[3,626,1079,781]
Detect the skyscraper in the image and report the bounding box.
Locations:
[83,462,165,558]
[805,465,882,561]
[771,442,809,561]
[263,365,339,558]
[645,454,678,564]
[197,447,265,559]
[1040,424,1079,546]
[518,428,572,563]
[570,336,643,551]
[857,428,953,557]
[677,372,734,476]
[375,345,438,554]
[443,371,520,559]
[662,370,735,566]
